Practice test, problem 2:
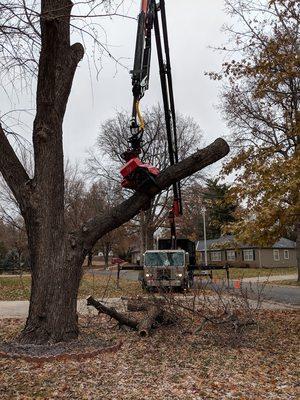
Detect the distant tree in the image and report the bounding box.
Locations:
[209,0,299,279]
[0,218,29,270]
[0,220,8,263]
[65,173,131,269]
[177,183,205,240]
[178,179,236,240]
[203,178,236,239]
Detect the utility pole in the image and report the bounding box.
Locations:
[201,207,208,266]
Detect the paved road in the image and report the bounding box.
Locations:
[205,281,300,306]
[244,282,300,306]
[87,269,140,281]
[86,269,300,306]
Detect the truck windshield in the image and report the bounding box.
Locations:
[144,252,184,267]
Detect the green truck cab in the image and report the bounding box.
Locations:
[141,239,195,291]
[141,249,188,290]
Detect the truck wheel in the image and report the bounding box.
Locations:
[179,280,188,292]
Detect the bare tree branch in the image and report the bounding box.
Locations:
[0,123,30,209]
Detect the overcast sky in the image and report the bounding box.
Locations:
[63,0,231,168]
[2,0,232,175]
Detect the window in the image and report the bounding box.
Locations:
[284,250,289,260]
[273,250,280,261]
[243,249,254,261]
[211,251,222,262]
[226,250,236,261]
[144,251,184,267]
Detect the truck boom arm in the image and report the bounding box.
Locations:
[123,0,183,248]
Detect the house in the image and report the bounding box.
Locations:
[196,235,296,268]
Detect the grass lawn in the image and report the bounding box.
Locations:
[0,310,298,399]
[0,267,297,301]
[207,267,297,280]
[268,279,300,286]
[0,273,143,301]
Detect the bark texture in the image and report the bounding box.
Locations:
[1,0,85,344]
[0,0,230,344]
[137,305,162,337]
[296,220,300,282]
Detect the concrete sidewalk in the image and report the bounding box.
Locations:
[0,299,112,319]
[241,274,297,283]
[0,298,127,319]
[0,296,298,319]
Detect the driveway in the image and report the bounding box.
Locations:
[86,268,140,281]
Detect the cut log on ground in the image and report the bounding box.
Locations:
[127,299,151,312]
[87,296,166,336]
[86,296,138,330]
[137,305,163,337]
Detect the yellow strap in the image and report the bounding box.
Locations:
[136,100,145,131]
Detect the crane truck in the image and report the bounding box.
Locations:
[121,1,198,290]
[141,239,196,291]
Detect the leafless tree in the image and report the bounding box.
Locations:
[65,167,130,267]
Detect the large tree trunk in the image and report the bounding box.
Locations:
[17,0,84,344]
[296,220,300,282]
[19,103,84,343]
[20,237,84,344]
[87,250,93,269]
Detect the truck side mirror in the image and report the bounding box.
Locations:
[185,252,189,264]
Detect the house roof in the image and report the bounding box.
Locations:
[196,235,236,251]
[272,238,296,249]
[196,235,296,251]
